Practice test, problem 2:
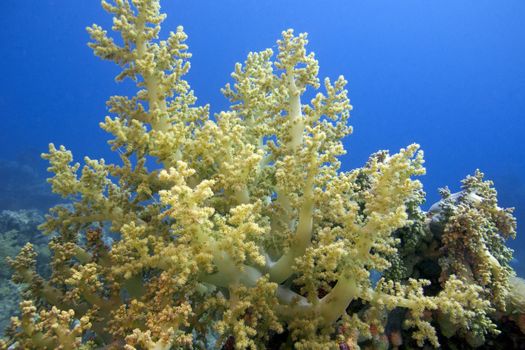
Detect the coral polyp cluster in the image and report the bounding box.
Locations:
[0,1,521,349]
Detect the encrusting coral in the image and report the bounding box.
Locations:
[0,1,521,349]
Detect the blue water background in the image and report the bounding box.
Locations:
[1,1,524,275]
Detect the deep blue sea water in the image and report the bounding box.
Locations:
[1,1,524,276]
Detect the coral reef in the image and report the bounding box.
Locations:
[0,210,49,338]
[0,1,522,349]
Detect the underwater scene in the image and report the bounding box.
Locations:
[1,1,524,349]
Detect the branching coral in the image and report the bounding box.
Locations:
[0,1,519,349]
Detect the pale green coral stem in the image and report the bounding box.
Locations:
[286,71,304,151]
[135,12,170,132]
[269,167,315,283]
[201,252,262,288]
[318,277,360,324]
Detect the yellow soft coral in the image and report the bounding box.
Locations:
[1,1,518,349]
